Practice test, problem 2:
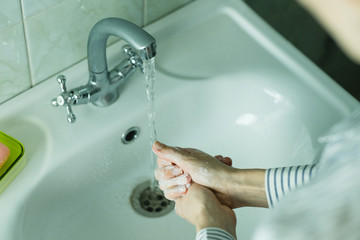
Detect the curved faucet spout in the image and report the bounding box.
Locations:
[52,18,156,122]
[87,18,156,76]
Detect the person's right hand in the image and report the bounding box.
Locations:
[175,183,237,238]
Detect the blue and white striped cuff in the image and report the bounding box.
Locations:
[196,227,236,240]
[265,164,319,208]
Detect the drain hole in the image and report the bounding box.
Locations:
[131,181,175,218]
[122,127,140,144]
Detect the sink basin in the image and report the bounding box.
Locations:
[0,0,358,239]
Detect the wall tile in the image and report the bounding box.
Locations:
[0,24,31,104]
[21,0,64,19]
[0,0,22,31]
[24,0,143,85]
[144,0,192,25]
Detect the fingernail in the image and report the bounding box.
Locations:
[152,147,157,154]
[153,141,160,151]
[154,141,165,151]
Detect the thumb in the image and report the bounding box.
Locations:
[152,141,186,167]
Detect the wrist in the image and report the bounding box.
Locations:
[195,217,236,238]
[192,198,237,237]
[223,168,268,208]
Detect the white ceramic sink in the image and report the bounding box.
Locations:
[0,0,358,239]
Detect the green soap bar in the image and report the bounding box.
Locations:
[0,131,26,194]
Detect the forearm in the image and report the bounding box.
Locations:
[222,168,268,208]
[223,164,319,209]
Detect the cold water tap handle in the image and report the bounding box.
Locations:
[122,44,143,72]
[57,75,67,92]
[51,75,76,123]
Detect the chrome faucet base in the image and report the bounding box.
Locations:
[92,91,119,107]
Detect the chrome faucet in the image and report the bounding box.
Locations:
[51,18,156,123]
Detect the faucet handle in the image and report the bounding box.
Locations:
[51,75,76,123]
[122,45,135,57]
[122,45,144,72]
[57,74,67,92]
[65,105,76,123]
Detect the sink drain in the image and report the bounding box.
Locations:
[131,181,175,218]
[122,127,140,144]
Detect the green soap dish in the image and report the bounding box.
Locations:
[0,131,26,194]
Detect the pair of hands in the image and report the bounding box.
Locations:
[152,141,267,237]
[152,141,240,237]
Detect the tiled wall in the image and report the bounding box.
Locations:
[0,0,193,104]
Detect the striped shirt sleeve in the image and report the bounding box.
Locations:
[265,164,319,208]
[196,227,236,240]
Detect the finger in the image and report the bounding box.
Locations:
[164,185,188,200]
[215,155,232,166]
[157,158,173,167]
[176,147,196,154]
[152,141,186,166]
[223,157,232,166]
[175,203,181,217]
[158,173,192,190]
[154,165,183,181]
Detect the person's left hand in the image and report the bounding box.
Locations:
[175,183,237,238]
[153,141,233,202]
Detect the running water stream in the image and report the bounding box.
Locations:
[143,58,158,190]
